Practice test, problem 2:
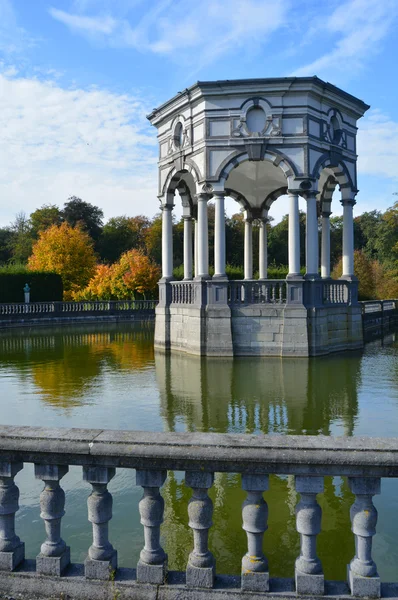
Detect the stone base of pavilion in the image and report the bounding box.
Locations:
[155,278,363,358]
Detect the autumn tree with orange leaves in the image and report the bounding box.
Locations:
[28,222,97,299]
[74,248,160,300]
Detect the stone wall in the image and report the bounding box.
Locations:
[157,303,363,357]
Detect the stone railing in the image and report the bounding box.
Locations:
[361,300,398,314]
[228,280,286,305]
[0,300,157,324]
[170,281,195,305]
[0,425,396,599]
[322,280,352,305]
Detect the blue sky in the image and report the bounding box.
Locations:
[0,0,397,226]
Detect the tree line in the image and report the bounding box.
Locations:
[1,196,397,300]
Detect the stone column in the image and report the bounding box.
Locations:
[288,192,301,277]
[194,219,199,278]
[136,469,167,584]
[213,191,226,279]
[321,203,332,279]
[258,218,268,280]
[241,474,269,592]
[83,466,117,580]
[295,476,324,594]
[244,216,253,280]
[183,216,193,280]
[347,477,381,598]
[305,192,319,278]
[0,462,24,571]
[35,464,70,576]
[161,204,173,280]
[196,193,209,278]
[342,199,355,278]
[186,471,215,588]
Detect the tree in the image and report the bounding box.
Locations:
[144,213,162,264]
[332,250,375,300]
[63,197,104,241]
[30,205,63,237]
[98,215,151,263]
[28,222,97,299]
[8,212,34,263]
[0,228,13,264]
[75,248,160,300]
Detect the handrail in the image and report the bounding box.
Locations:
[0,425,394,596]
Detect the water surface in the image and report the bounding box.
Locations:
[0,323,397,581]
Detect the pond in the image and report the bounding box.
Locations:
[1,322,398,582]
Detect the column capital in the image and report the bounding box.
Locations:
[321,210,332,218]
[287,189,300,197]
[195,192,211,203]
[161,203,174,211]
[302,190,318,201]
[212,190,226,198]
[182,214,193,221]
[341,198,356,207]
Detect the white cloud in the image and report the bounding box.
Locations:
[49,0,288,68]
[49,7,117,35]
[0,69,160,227]
[293,0,398,79]
[357,110,398,181]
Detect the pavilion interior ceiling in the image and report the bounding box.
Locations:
[226,161,288,209]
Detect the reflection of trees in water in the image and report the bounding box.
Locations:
[161,470,353,581]
[156,351,358,580]
[0,323,154,408]
[156,352,360,436]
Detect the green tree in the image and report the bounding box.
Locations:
[98,215,151,263]
[63,197,104,241]
[0,228,13,264]
[30,204,63,237]
[8,212,34,263]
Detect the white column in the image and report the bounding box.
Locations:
[305,193,319,278]
[183,217,193,280]
[161,204,173,279]
[259,218,268,279]
[342,199,355,277]
[213,191,226,278]
[197,193,209,278]
[194,218,198,278]
[288,192,301,277]
[244,217,253,280]
[321,205,331,279]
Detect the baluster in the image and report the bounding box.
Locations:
[272,284,276,302]
[136,469,167,584]
[35,464,70,576]
[83,466,117,580]
[186,471,215,588]
[241,474,269,592]
[0,462,24,571]
[347,477,381,598]
[295,476,324,595]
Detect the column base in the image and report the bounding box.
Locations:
[347,564,381,598]
[36,546,70,576]
[295,568,324,595]
[304,272,321,280]
[0,542,25,571]
[85,550,118,580]
[136,558,167,584]
[286,273,303,280]
[241,568,269,592]
[186,561,215,588]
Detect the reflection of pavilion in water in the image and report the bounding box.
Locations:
[155,351,360,436]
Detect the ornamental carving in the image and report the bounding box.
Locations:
[231,114,281,138]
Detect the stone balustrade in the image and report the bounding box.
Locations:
[0,300,156,327]
[0,426,397,599]
[229,280,286,305]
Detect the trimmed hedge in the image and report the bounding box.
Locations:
[0,271,63,302]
